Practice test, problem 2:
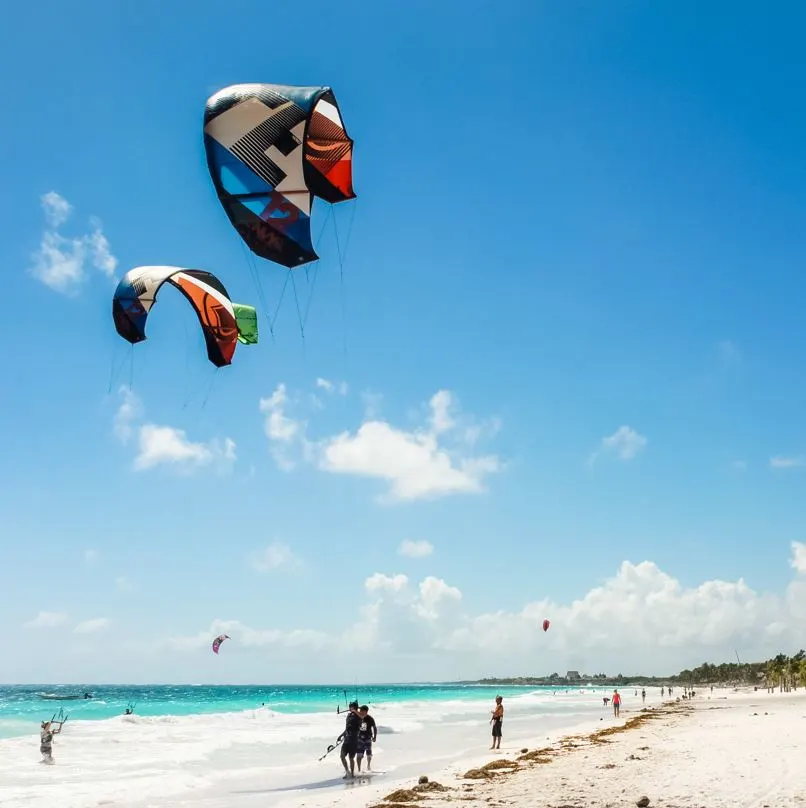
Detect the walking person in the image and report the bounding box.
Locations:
[356,705,377,772]
[490,696,504,750]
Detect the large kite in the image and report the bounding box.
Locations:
[212,634,230,655]
[112,265,258,368]
[203,83,356,269]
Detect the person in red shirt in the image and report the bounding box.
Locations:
[612,689,621,717]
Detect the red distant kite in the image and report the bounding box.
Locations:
[542,619,550,632]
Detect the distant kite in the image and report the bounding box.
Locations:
[112,265,258,368]
[542,619,550,633]
[212,634,231,655]
[203,83,356,269]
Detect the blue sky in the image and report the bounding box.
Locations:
[2,0,806,684]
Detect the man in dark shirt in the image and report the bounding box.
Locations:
[340,700,361,778]
[356,705,377,772]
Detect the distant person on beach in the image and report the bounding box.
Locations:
[39,720,63,764]
[356,705,377,772]
[603,696,610,706]
[641,689,646,704]
[612,690,621,717]
[340,701,361,778]
[661,687,665,697]
[490,696,504,749]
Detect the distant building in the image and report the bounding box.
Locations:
[566,670,581,680]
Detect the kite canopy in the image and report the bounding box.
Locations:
[233,303,259,345]
[112,266,257,368]
[542,619,550,633]
[203,83,356,269]
[212,634,230,655]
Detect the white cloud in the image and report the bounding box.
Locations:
[74,617,111,634]
[588,425,647,466]
[115,576,134,593]
[398,539,435,558]
[24,611,68,629]
[318,391,501,502]
[258,385,501,502]
[114,388,236,474]
[84,549,99,565]
[791,541,806,575]
[316,378,348,396]
[41,191,72,228]
[163,542,806,676]
[29,191,118,294]
[250,542,300,572]
[113,386,142,444]
[259,384,308,471]
[770,456,805,469]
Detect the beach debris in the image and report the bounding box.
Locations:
[462,759,519,779]
[379,789,421,803]
[378,781,451,804]
[418,776,429,784]
[517,748,553,764]
[417,782,449,793]
[636,797,650,807]
[598,763,617,769]
[520,747,528,753]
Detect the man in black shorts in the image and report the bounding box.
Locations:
[356,705,377,772]
[340,700,361,778]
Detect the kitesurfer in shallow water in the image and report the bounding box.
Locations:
[340,701,361,778]
[356,705,377,772]
[39,720,64,764]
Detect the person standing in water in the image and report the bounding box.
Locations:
[490,696,504,750]
[612,689,621,718]
[340,701,361,779]
[356,705,377,772]
[39,719,64,764]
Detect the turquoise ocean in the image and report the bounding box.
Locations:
[0,683,549,740]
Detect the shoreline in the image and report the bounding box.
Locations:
[342,688,806,808]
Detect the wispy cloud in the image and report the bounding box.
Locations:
[74,617,111,635]
[769,456,805,469]
[398,539,435,558]
[84,549,99,565]
[316,378,348,396]
[114,388,237,475]
[250,542,301,573]
[24,611,69,629]
[259,381,502,502]
[28,191,118,294]
[588,425,647,466]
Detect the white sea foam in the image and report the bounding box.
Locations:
[0,687,657,808]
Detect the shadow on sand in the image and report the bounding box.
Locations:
[230,775,380,796]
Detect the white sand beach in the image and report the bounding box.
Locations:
[297,688,806,808]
